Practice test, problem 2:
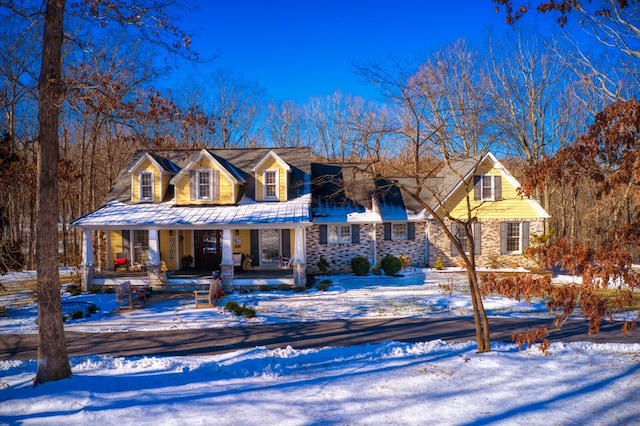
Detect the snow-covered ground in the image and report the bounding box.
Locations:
[1,269,639,425]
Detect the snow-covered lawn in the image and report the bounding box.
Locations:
[1,269,639,425]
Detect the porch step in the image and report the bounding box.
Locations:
[233,277,295,286]
[92,277,150,287]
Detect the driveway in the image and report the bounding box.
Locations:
[1,317,638,361]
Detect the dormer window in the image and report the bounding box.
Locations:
[474,174,502,201]
[139,171,153,202]
[196,169,219,201]
[264,170,278,200]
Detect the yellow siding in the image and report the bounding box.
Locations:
[131,158,163,203]
[159,230,180,270]
[174,156,235,205]
[445,162,542,220]
[255,156,287,202]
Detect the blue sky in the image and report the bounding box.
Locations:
[175,1,534,102]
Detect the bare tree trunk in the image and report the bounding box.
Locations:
[34,0,71,386]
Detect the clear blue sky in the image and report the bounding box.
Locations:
[175,1,532,103]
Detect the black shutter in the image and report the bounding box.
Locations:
[384,223,391,240]
[494,176,502,201]
[190,170,196,201]
[122,230,130,253]
[451,223,459,256]
[281,229,291,257]
[407,222,415,241]
[319,225,327,244]
[473,222,482,255]
[250,230,259,266]
[351,224,360,244]
[522,222,530,249]
[474,175,481,200]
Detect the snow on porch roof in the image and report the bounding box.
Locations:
[71,200,311,229]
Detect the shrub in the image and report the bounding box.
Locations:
[317,279,332,291]
[433,256,444,270]
[317,255,330,274]
[66,284,82,296]
[380,254,402,276]
[103,286,115,294]
[69,310,84,320]
[86,304,98,315]
[88,286,103,294]
[350,256,370,276]
[224,301,256,318]
[399,253,412,268]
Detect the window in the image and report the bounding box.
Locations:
[328,225,352,244]
[391,223,407,240]
[506,222,521,252]
[133,229,149,264]
[264,170,278,199]
[191,169,219,201]
[481,175,494,200]
[455,224,468,253]
[474,175,502,201]
[139,172,153,201]
[197,169,211,200]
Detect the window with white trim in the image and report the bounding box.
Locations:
[264,170,278,199]
[481,175,495,201]
[506,222,521,253]
[197,169,212,200]
[139,171,153,201]
[455,225,469,253]
[328,225,352,244]
[391,223,407,240]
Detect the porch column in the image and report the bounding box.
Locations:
[220,227,234,291]
[80,229,95,291]
[147,228,164,287]
[293,226,306,287]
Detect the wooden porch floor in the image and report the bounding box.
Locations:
[92,268,295,290]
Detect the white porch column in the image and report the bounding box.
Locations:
[80,229,95,291]
[293,226,306,287]
[146,228,164,286]
[220,228,234,291]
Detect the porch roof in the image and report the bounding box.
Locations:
[71,198,312,229]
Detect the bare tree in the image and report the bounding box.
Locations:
[34,0,72,385]
[354,53,495,352]
[267,100,311,148]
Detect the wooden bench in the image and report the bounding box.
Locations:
[194,278,223,308]
[115,281,147,311]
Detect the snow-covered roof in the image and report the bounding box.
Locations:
[72,198,311,229]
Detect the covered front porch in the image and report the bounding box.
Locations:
[91,268,296,291]
[72,201,312,291]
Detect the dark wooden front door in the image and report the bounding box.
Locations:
[194,230,221,270]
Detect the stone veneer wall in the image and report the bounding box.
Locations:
[427,219,545,269]
[376,222,426,267]
[306,223,427,274]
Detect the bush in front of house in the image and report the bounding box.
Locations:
[316,279,332,291]
[66,284,82,296]
[350,256,371,276]
[317,255,330,274]
[224,301,256,318]
[380,254,403,276]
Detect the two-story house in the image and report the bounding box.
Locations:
[72,149,549,290]
[73,148,312,289]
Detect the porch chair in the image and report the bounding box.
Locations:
[279,256,293,269]
[233,253,243,272]
[194,276,223,308]
[114,252,129,271]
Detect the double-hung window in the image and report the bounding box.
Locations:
[197,169,212,200]
[474,174,502,201]
[139,171,153,202]
[391,223,407,240]
[501,222,530,254]
[328,225,352,244]
[264,170,278,200]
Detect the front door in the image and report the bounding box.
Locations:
[194,230,221,270]
[260,229,280,267]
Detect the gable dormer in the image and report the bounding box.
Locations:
[169,149,245,205]
[128,153,178,203]
[252,151,291,202]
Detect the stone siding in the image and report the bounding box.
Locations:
[306,223,427,274]
[375,222,427,267]
[427,219,545,269]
